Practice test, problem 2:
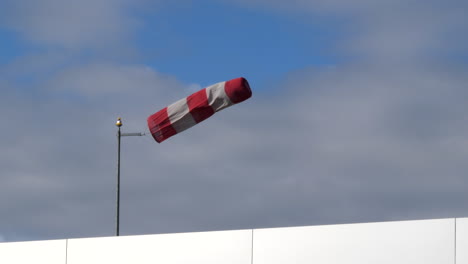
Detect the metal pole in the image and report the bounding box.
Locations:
[116,118,122,236]
[115,117,144,237]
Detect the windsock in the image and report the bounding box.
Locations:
[147,77,252,143]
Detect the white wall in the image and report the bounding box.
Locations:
[67,229,252,264]
[0,218,466,264]
[253,218,454,264]
[0,239,66,264]
[457,218,468,264]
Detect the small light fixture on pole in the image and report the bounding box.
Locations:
[115,117,145,236]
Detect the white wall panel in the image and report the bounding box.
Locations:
[0,239,66,264]
[253,219,454,264]
[67,229,252,264]
[457,218,468,264]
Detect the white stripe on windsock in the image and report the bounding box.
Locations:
[167,97,197,134]
[206,81,233,112]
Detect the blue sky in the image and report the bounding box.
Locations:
[0,0,468,242]
[1,1,340,90]
[0,29,25,64]
[135,1,339,87]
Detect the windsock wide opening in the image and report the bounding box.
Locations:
[224,77,252,104]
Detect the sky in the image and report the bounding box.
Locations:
[0,0,467,242]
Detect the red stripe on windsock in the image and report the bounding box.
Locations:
[224,77,252,104]
[147,77,252,143]
[147,107,177,143]
[187,88,215,123]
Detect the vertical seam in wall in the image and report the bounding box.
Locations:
[251,229,254,264]
[65,239,68,264]
[455,218,457,264]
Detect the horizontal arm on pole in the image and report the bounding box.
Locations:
[121,132,146,137]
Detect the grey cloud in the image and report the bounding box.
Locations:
[47,63,186,98]
[0,61,468,241]
[2,61,468,242]
[0,63,187,241]
[0,0,150,50]
[223,0,468,62]
[1,0,468,243]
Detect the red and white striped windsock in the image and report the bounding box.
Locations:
[147,77,252,143]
